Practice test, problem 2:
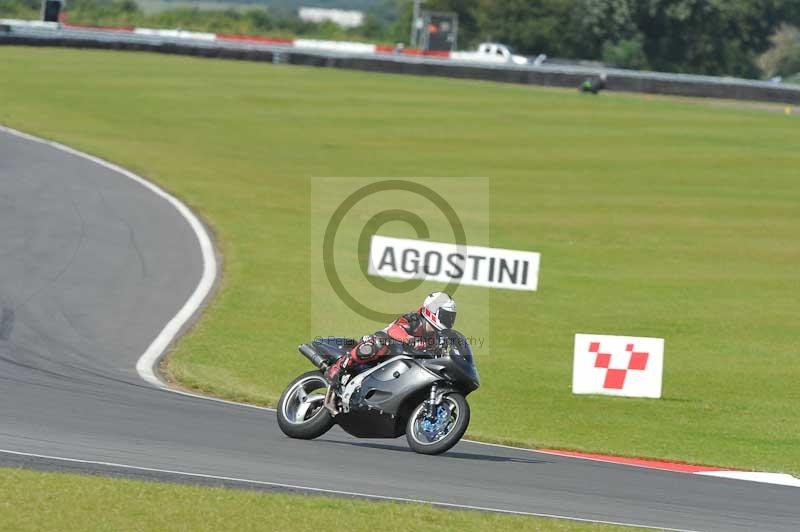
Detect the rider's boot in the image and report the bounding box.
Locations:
[323,386,338,416]
[323,356,348,415]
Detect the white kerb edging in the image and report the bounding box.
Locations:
[0,125,217,389]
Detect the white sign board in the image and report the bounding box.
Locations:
[368,235,540,291]
[572,334,664,398]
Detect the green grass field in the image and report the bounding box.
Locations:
[0,468,637,531]
[1,46,798,475]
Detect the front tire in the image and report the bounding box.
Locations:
[277,371,335,440]
[406,393,470,455]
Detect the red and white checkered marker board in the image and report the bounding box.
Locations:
[572,334,664,399]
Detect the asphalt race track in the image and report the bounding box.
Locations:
[0,128,797,532]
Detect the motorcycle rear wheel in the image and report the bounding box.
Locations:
[277,371,335,439]
[406,393,470,455]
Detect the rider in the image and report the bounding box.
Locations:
[324,292,457,395]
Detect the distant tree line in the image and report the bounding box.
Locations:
[417,0,800,79]
[2,0,800,80]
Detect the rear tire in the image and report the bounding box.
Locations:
[406,393,470,455]
[277,371,335,440]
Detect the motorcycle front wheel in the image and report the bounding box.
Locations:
[277,371,335,439]
[406,393,470,455]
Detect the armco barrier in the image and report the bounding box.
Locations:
[278,53,800,104]
[2,24,799,105]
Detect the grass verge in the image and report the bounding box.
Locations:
[1,46,798,474]
[0,467,639,531]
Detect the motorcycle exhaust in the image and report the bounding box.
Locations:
[298,344,328,369]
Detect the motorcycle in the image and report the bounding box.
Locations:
[276,330,479,455]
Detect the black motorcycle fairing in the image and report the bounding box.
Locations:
[335,410,406,439]
[427,329,480,392]
[440,329,476,363]
[419,356,479,393]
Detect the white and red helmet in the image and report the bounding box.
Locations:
[420,292,457,331]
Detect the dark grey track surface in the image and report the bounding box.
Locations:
[0,129,797,532]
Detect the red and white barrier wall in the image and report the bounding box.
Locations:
[1,18,457,59]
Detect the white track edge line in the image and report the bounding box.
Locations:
[696,471,800,488]
[0,124,217,389]
[0,448,696,532]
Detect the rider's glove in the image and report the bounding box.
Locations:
[436,334,448,352]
